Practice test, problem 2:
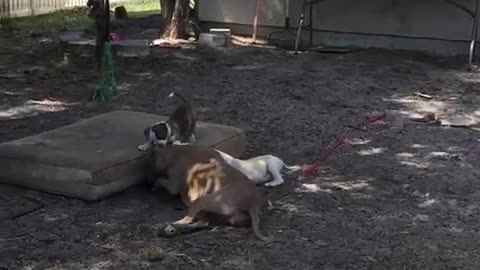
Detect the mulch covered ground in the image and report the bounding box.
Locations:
[1,17,480,269]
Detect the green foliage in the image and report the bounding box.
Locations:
[1,0,161,33]
[91,43,117,102]
[2,8,93,32]
[119,0,160,14]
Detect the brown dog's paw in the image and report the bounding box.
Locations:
[157,224,179,238]
[253,231,274,242]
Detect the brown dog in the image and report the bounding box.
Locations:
[147,144,270,241]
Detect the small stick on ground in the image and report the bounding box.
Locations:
[11,204,43,220]
[414,91,433,99]
[345,125,367,131]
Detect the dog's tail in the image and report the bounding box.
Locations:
[168,91,187,103]
[248,206,270,241]
[215,149,236,164]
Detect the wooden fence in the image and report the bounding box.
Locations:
[0,0,138,19]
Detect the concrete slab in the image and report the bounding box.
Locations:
[198,33,227,48]
[110,39,150,57]
[0,111,246,201]
[59,30,84,43]
[209,28,232,35]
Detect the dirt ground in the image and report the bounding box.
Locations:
[1,19,480,269]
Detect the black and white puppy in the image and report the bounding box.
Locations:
[138,92,196,151]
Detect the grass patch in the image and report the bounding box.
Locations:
[0,0,161,33]
[1,7,92,32]
[119,0,161,16]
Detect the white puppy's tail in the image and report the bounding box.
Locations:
[283,164,303,174]
[168,91,187,103]
[215,149,236,164]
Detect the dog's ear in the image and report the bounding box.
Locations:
[151,123,169,140]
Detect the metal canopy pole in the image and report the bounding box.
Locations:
[294,0,308,54]
[252,0,262,43]
[294,0,327,54]
[309,0,313,46]
[267,0,298,44]
[294,0,480,63]
[286,0,290,27]
[445,0,480,69]
[469,0,480,69]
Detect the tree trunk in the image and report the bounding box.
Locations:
[160,0,173,22]
[159,0,189,40]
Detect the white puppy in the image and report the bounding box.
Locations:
[171,141,301,186]
[215,150,302,187]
